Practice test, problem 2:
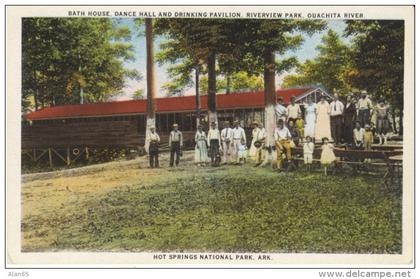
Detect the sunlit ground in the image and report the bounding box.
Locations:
[21,151,402,253]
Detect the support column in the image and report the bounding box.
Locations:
[48,148,53,168]
[66,147,71,166]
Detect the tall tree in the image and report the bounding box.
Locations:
[22,18,139,112]
[345,20,404,134]
[144,18,157,153]
[155,36,206,127]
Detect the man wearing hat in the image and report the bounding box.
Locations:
[275,96,287,123]
[231,120,247,164]
[357,90,372,127]
[207,121,222,166]
[221,121,233,164]
[146,126,160,168]
[169,123,183,167]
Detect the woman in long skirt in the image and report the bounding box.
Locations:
[304,97,317,140]
[315,96,332,141]
[194,125,208,166]
[248,121,260,161]
[375,99,390,145]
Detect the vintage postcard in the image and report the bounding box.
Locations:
[5,5,414,267]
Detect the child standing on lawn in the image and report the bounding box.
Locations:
[364,124,374,163]
[364,124,374,151]
[237,141,248,165]
[320,137,336,176]
[295,115,305,143]
[303,136,314,172]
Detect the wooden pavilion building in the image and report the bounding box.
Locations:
[22,87,331,166]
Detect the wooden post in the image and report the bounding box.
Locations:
[85,147,89,160]
[48,148,53,168]
[66,147,71,166]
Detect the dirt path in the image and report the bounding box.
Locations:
[22,151,197,218]
[22,150,196,183]
[21,150,257,250]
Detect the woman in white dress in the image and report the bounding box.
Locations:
[194,125,208,166]
[315,96,332,141]
[248,121,260,161]
[304,97,317,139]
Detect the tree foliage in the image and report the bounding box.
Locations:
[199,71,264,94]
[22,18,140,111]
[222,19,326,73]
[344,20,404,110]
[155,19,325,97]
[132,89,144,100]
[282,20,404,111]
[282,29,353,94]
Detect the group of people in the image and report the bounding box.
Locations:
[194,120,248,167]
[145,91,392,174]
[274,91,391,146]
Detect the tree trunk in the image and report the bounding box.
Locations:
[195,66,201,128]
[33,70,38,111]
[145,18,156,153]
[261,51,276,166]
[226,73,232,94]
[34,89,39,111]
[79,54,84,104]
[207,52,218,128]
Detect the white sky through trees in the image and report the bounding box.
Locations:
[114,19,348,100]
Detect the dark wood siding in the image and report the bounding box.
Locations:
[22,108,264,149]
[22,119,143,149]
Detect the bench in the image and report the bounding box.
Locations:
[291,146,403,178]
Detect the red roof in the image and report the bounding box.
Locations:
[26,88,312,121]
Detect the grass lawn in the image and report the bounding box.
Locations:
[21,153,402,253]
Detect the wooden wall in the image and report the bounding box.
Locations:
[22,108,265,149]
[22,119,197,149]
[22,120,141,149]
